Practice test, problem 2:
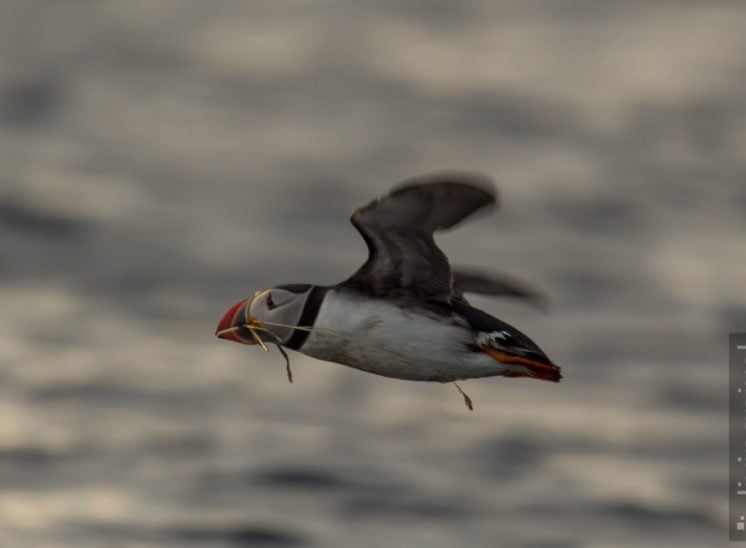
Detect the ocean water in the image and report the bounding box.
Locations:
[1,1,744,546]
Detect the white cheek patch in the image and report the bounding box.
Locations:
[476,330,512,348]
[250,289,311,344]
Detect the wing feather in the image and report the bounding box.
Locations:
[342,171,496,299]
[451,267,549,310]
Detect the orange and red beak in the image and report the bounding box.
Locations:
[215,298,257,345]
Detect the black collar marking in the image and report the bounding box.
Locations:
[284,285,328,350]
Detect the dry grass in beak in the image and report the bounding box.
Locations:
[248,325,269,351]
[246,322,296,383]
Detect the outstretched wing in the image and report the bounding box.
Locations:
[342,171,496,300]
[452,267,549,310]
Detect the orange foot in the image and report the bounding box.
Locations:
[482,348,562,382]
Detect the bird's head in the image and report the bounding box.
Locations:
[215,284,314,347]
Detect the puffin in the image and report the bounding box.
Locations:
[216,172,561,409]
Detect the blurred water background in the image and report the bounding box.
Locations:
[1,1,745,546]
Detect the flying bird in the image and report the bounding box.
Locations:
[216,172,560,409]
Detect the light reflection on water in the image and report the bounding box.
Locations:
[1,1,743,546]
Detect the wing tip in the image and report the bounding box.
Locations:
[451,267,551,311]
[393,169,497,204]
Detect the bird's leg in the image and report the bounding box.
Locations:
[453,382,474,411]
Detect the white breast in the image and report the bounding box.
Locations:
[299,290,509,381]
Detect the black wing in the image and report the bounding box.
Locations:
[341,171,496,300]
[452,267,549,310]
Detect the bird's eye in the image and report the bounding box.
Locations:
[266,292,276,310]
